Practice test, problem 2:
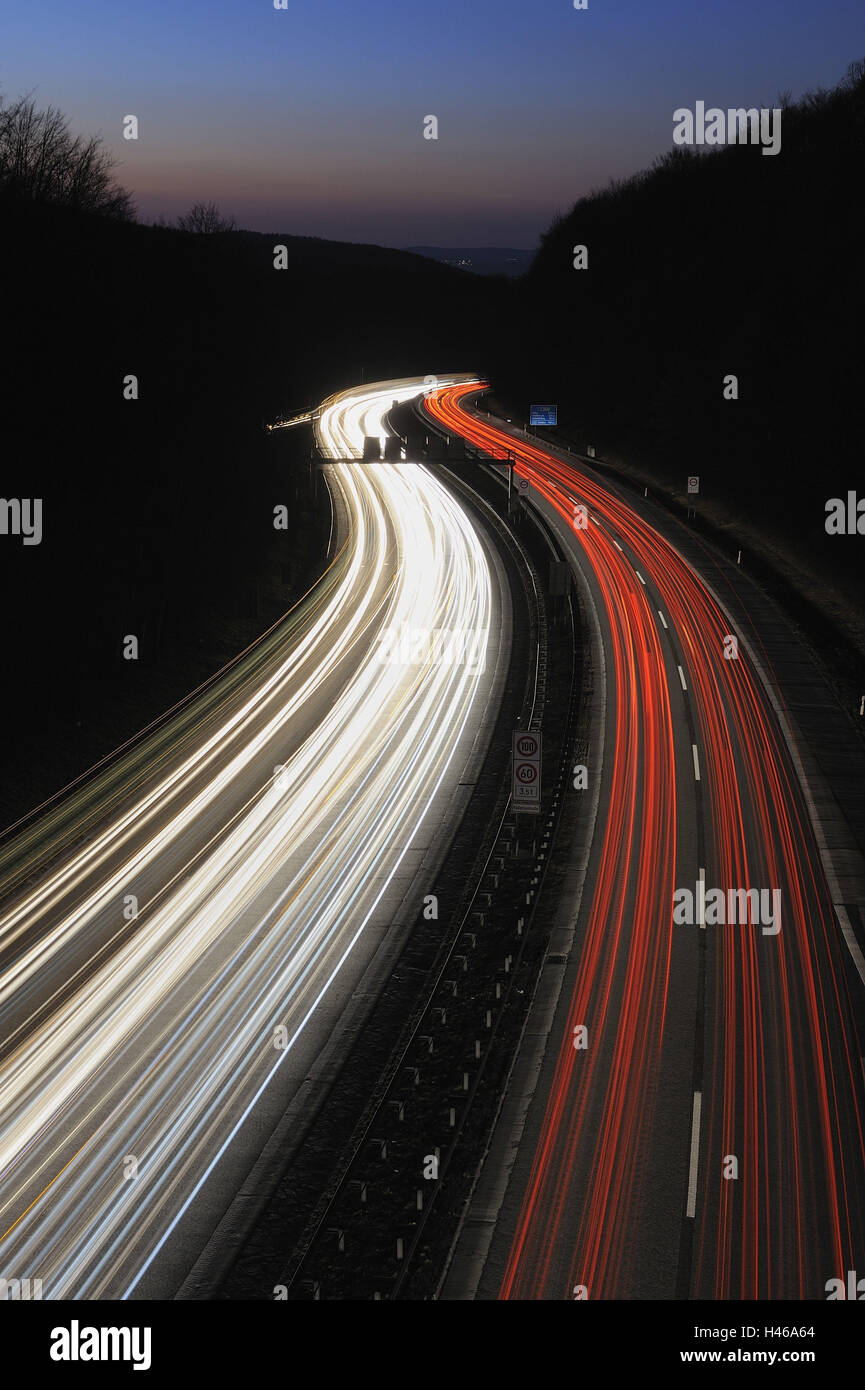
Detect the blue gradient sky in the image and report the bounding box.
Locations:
[2,0,861,247]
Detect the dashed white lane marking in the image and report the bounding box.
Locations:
[687,1091,702,1219]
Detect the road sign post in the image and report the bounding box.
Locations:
[513,729,541,815]
[686,476,700,520]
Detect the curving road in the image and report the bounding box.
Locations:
[426,382,865,1301]
[0,376,495,1299]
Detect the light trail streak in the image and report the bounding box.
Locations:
[0,376,492,1298]
[426,382,865,1300]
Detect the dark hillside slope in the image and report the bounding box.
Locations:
[494,63,864,612]
[0,198,507,823]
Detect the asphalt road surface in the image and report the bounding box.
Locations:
[0,376,500,1300]
[427,382,865,1301]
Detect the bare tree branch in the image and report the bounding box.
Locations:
[0,92,134,219]
[175,201,237,234]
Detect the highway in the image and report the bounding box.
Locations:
[0,376,495,1299]
[426,383,865,1300]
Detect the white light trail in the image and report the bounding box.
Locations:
[0,376,491,1299]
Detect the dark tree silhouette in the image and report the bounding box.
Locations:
[175,201,237,233]
[492,60,863,600]
[0,92,134,218]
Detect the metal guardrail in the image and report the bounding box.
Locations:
[277,460,547,1298]
[277,400,583,1299]
[386,469,579,1299]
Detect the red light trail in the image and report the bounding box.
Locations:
[426,382,865,1300]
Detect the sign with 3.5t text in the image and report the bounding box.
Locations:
[513,730,541,812]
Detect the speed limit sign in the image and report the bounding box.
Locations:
[513,730,541,811]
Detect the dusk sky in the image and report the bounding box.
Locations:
[2,0,861,247]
